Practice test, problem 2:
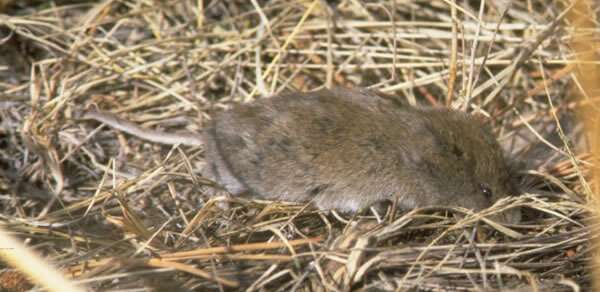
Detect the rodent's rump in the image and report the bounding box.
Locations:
[83,87,521,223]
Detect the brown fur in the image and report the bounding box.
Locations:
[85,87,521,223]
[203,88,520,223]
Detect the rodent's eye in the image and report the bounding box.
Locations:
[480,184,492,198]
[451,145,463,158]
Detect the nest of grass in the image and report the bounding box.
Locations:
[0,1,597,291]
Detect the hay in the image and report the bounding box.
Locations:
[0,1,596,291]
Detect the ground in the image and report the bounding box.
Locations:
[0,1,597,291]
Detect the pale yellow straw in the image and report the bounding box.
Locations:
[0,227,85,292]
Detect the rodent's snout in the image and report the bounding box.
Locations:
[488,207,521,224]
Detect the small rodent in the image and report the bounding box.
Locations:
[82,87,521,223]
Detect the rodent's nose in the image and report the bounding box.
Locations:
[490,207,521,224]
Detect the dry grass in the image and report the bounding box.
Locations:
[0,0,597,291]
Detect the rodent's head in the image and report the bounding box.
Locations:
[418,109,521,224]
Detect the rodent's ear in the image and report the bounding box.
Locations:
[469,111,496,134]
[505,157,525,196]
[370,89,411,108]
[471,111,490,124]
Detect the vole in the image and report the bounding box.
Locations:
[82,87,521,224]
